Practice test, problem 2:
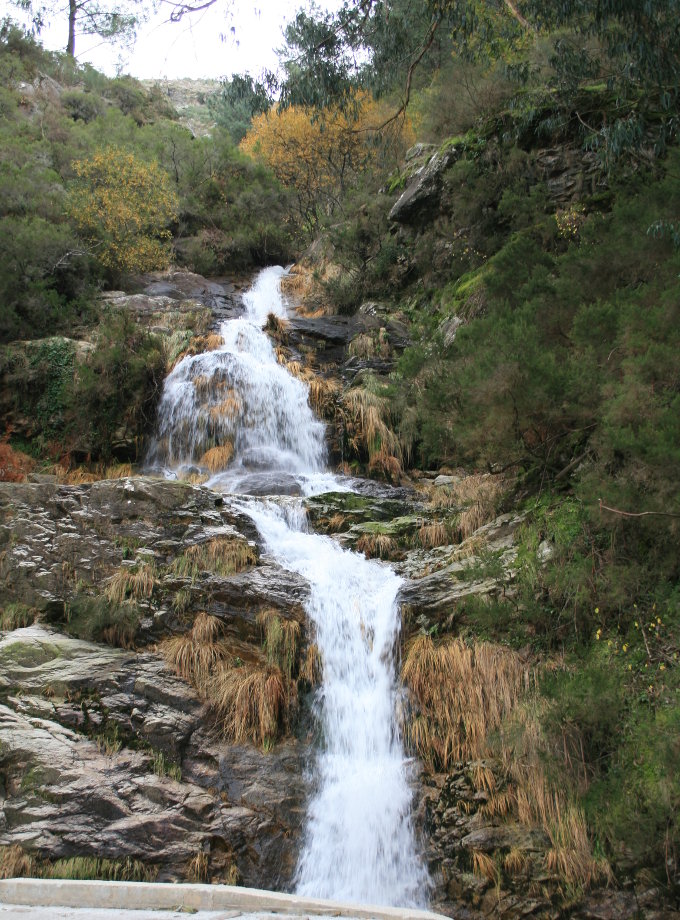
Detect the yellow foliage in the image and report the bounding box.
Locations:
[240,94,413,220]
[68,147,178,274]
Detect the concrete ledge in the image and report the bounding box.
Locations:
[0,879,450,920]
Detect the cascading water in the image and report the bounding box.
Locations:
[147,266,429,908]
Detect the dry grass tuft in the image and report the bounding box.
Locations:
[209,393,241,421]
[200,442,235,472]
[160,613,231,693]
[472,762,496,794]
[173,537,257,578]
[187,851,209,883]
[348,333,376,359]
[455,474,508,539]
[472,850,498,884]
[356,532,397,560]
[257,608,300,679]
[402,634,530,770]
[209,661,287,747]
[504,848,529,876]
[265,312,289,340]
[300,642,323,686]
[193,333,224,353]
[57,462,133,484]
[341,384,403,477]
[0,439,35,483]
[180,471,209,486]
[172,333,224,368]
[323,512,347,533]
[307,376,341,417]
[192,374,212,395]
[0,844,37,878]
[106,562,155,606]
[418,520,450,548]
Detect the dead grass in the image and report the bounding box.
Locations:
[323,512,347,533]
[404,636,611,892]
[456,474,508,539]
[0,439,35,483]
[200,442,235,472]
[402,634,530,770]
[504,848,529,876]
[187,851,209,883]
[0,603,38,630]
[160,612,231,692]
[341,384,403,478]
[300,642,323,686]
[472,850,499,884]
[106,562,155,606]
[56,462,133,484]
[356,532,397,560]
[265,312,289,341]
[348,333,376,359]
[180,472,209,486]
[209,661,287,747]
[504,703,614,890]
[307,376,341,417]
[175,537,257,578]
[257,608,300,679]
[0,844,37,878]
[418,520,450,548]
[209,393,241,421]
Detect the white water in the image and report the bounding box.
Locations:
[148,267,429,908]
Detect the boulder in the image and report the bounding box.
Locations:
[389,147,459,225]
[0,625,307,887]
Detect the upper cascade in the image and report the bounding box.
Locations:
[146,266,327,492]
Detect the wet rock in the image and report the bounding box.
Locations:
[0,626,307,887]
[397,513,525,621]
[0,478,298,639]
[389,147,459,225]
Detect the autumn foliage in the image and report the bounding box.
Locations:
[68,147,178,274]
[240,95,414,222]
[0,434,34,482]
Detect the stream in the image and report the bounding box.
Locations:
[146,267,429,908]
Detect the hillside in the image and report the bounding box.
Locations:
[1,6,679,919]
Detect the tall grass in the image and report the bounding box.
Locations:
[209,662,288,747]
[402,634,530,769]
[0,603,37,630]
[106,561,155,606]
[257,608,300,679]
[0,846,156,882]
[402,634,611,891]
[160,612,231,692]
[171,537,257,578]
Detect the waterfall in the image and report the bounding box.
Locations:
[148,266,429,908]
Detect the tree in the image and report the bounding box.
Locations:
[67,147,178,275]
[272,0,680,152]
[207,73,271,145]
[240,93,413,224]
[12,0,143,58]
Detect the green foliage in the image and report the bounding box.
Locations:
[151,749,182,781]
[68,311,164,460]
[207,73,270,144]
[0,603,37,630]
[0,25,295,345]
[65,594,140,648]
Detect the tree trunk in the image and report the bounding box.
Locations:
[66,0,77,56]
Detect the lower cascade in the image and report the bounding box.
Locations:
[148,266,429,907]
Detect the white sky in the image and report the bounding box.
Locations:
[1,0,341,81]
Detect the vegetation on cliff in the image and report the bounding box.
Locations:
[1,0,679,911]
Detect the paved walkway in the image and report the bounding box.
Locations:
[0,880,449,920]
